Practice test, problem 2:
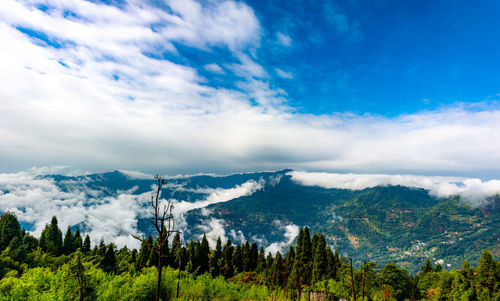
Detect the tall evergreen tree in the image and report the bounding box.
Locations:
[232,245,243,274]
[198,235,210,274]
[250,242,258,271]
[170,233,182,268]
[210,236,222,277]
[284,245,295,287]
[137,234,153,269]
[0,213,22,252]
[256,246,267,273]
[63,226,74,255]
[82,235,91,254]
[271,252,285,287]
[101,245,117,273]
[312,234,327,283]
[98,237,106,256]
[73,228,83,251]
[242,241,251,272]
[222,239,234,278]
[39,216,63,256]
[476,249,498,297]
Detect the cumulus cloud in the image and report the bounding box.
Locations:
[289,171,500,207]
[0,0,499,179]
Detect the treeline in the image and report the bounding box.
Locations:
[0,212,499,300]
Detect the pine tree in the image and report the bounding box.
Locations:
[250,242,258,271]
[312,234,327,283]
[101,245,116,273]
[63,226,74,255]
[199,235,210,274]
[82,235,91,254]
[256,246,267,273]
[73,228,83,251]
[137,234,153,269]
[170,233,182,268]
[222,239,234,278]
[476,249,498,297]
[270,251,284,287]
[242,241,251,271]
[210,236,222,277]
[421,258,433,275]
[284,245,295,287]
[232,244,243,274]
[0,213,22,252]
[23,233,38,252]
[98,237,106,256]
[39,216,63,256]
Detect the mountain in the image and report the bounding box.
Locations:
[3,169,499,273]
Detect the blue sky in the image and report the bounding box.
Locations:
[0,0,500,177]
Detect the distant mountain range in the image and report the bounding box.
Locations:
[3,169,499,273]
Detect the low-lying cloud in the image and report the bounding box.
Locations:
[289,171,500,207]
[0,168,264,249]
[265,221,299,255]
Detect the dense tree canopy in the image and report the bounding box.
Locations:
[0,213,499,300]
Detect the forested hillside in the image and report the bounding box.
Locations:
[0,212,499,300]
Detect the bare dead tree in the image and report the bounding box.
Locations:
[134,175,180,301]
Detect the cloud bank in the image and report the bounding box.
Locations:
[0,168,263,249]
[289,171,500,207]
[0,1,499,177]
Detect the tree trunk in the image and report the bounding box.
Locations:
[156,249,162,301]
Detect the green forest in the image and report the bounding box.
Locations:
[0,212,498,300]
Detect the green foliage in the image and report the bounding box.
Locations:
[0,212,498,300]
[0,213,22,252]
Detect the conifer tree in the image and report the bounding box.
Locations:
[312,234,327,283]
[101,245,116,273]
[63,226,74,255]
[250,242,258,271]
[222,239,234,278]
[170,232,182,268]
[476,249,498,297]
[137,234,153,269]
[73,228,83,251]
[39,216,63,256]
[232,244,243,274]
[82,235,91,254]
[421,258,433,275]
[199,235,210,274]
[284,245,295,287]
[242,241,251,271]
[23,233,38,252]
[0,213,22,252]
[98,237,106,256]
[210,236,222,277]
[271,252,285,287]
[256,246,267,273]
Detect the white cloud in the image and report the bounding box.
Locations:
[289,171,500,207]
[204,63,224,74]
[0,0,499,179]
[172,179,264,216]
[265,222,299,255]
[275,68,293,79]
[276,32,292,46]
[0,169,150,249]
[197,218,227,248]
